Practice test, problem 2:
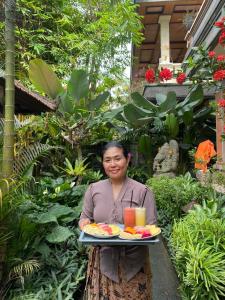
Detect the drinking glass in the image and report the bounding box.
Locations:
[135,207,146,226]
[123,207,135,227]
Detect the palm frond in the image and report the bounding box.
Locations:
[13,142,59,176]
[0,231,12,246]
[9,259,40,280]
[0,116,33,132]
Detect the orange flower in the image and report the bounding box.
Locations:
[194,140,216,173]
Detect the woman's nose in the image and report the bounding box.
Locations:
[109,159,116,166]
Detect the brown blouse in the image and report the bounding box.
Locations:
[79,177,157,283]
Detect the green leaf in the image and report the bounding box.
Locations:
[177,84,203,110]
[46,225,74,243]
[159,92,177,113]
[88,91,110,111]
[138,135,152,159]
[131,92,157,111]
[114,111,128,123]
[35,242,51,258]
[155,93,167,105]
[48,204,75,219]
[67,69,89,101]
[183,111,193,126]
[103,107,124,121]
[37,213,57,224]
[29,59,63,99]
[58,92,74,114]
[123,103,150,126]
[164,113,179,138]
[193,107,212,120]
[60,212,77,223]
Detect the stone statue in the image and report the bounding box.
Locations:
[153,140,179,177]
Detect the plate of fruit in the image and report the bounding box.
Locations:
[83,223,121,238]
[119,225,161,240]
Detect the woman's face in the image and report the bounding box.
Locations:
[103,147,129,181]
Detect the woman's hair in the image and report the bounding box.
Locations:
[102,141,129,159]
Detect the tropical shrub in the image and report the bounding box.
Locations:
[146,174,212,239]
[2,177,88,299]
[36,176,87,207]
[107,84,214,147]
[8,230,87,300]
[170,201,225,300]
[127,166,149,184]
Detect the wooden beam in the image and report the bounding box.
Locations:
[140,42,185,48]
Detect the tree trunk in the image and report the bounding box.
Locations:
[2,0,16,178]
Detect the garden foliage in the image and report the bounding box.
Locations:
[170,200,225,300]
[146,174,212,238]
[2,173,89,299]
[0,0,143,91]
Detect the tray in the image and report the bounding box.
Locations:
[79,224,160,246]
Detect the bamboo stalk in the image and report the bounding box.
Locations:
[2,0,16,178]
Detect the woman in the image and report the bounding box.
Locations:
[79,141,157,300]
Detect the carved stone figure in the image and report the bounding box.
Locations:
[153,140,179,177]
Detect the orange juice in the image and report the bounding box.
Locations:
[124,207,135,227]
[135,207,146,226]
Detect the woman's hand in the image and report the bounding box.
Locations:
[79,218,91,230]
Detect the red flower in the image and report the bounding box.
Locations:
[176,73,186,85]
[218,99,225,108]
[215,21,224,28]
[145,68,155,83]
[208,51,216,58]
[217,55,225,62]
[159,68,173,81]
[219,31,225,45]
[214,17,225,28]
[213,69,225,81]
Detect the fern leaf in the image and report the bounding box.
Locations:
[13,142,59,176]
[9,259,40,279]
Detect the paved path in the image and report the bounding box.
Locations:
[149,236,181,300]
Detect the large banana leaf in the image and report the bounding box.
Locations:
[102,107,124,121]
[138,135,153,161]
[159,91,177,113]
[131,92,157,111]
[29,59,63,99]
[193,107,212,120]
[164,113,179,138]
[123,103,153,127]
[176,84,203,110]
[155,93,167,105]
[183,111,193,126]
[58,92,74,114]
[67,69,89,102]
